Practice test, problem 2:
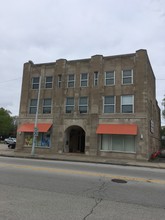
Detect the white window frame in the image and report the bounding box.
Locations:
[43,98,52,114]
[103,96,115,113]
[67,74,75,88]
[66,97,74,113]
[58,75,62,88]
[29,99,37,114]
[122,69,133,84]
[80,73,88,87]
[32,77,39,89]
[121,95,134,113]
[94,71,99,86]
[45,76,53,88]
[100,134,135,153]
[79,97,88,113]
[104,71,115,86]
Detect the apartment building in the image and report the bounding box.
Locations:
[16,49,161,160]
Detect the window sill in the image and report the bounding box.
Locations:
[100,150,136,154]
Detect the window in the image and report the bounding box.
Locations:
[79,97,88,113]
[32,77,39,89]
[24,133,51,148]
[94,71,99,86]
[29,99,37,114]
[104,96,115,113]
[45,76,53,88]
[67,74,75,88]
[66,97,74,113]
[112,135,124,151]
[122,69,133,84]
[43,98,52,114]
[105,71,115,85]
[58,75,62,88]
[80,73,88,87]
[101,135,135,152]
[101,134,111,151]
[121,95,134,113]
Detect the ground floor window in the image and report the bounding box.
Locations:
[24,132,51,148]
[100,134,135,152]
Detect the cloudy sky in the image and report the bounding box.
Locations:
[0,0,165,125]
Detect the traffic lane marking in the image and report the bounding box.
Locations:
[0,162,165,185]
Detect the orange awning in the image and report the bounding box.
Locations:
[96,124,137,135]
[17,123,52,133]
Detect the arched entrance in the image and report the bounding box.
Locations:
[65,126,85,153]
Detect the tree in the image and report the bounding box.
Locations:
[0,108,15,138]
[162,96,165,119]
[11,115,18,137]
[161,127,165,148]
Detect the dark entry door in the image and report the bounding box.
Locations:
[69,127,85,153]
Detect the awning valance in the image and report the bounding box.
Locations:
[17,123,52,133]
[96,124,137,135]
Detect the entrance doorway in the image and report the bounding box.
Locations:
[65,126,85,153]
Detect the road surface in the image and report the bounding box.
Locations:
[0,156,165,220]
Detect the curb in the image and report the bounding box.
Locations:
[1,152,165,169]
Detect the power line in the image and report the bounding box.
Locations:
[0,77,21,84]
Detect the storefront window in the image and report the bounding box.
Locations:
[24,132,51,148]
[101,134,135,152]
[112,135,124,151]
[101,134,111,150]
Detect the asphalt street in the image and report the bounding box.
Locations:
[0,157,165,220]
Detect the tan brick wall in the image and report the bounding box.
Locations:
[17,49,161,160]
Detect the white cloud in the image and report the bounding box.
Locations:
[0,0,165,125]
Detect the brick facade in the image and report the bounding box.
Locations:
[16,49,161,160]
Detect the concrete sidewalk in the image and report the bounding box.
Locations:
[0,144,165,169]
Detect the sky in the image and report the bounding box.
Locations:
[0,0,165,125]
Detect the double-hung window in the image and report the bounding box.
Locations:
[45,76,53,88]
[105,71,115,86]
[58,75,62,88]
[80,73,88,87]
[43,98,52,114]
[121,95,134,113]
[94,71,99,86]
[29,99,37,114]
[32,77,39,89]
[79,97,88,113]
[66,97,74,113]
[104,96,115,113]
[67,74,75,88]
[122,70,133,84]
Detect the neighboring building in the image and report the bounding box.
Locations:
[16,49,161,160]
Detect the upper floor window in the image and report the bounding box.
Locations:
[45,76,53,88]
[32,77,39,89]
[67,74,75,88]
[66,97,74,113]
[43,98,52,114]
[94,71,99,86]
[58,75,62,88]
[29,99,37,114]
[121,95,134,113]
[122,70,133,84]
[103,96,115,113]
[79,97,88,113]
[80,73,88,87]
[105,71,115,86]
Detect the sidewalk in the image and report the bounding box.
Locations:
[0,144,165,169]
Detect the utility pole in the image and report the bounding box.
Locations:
[31,76,41,156]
